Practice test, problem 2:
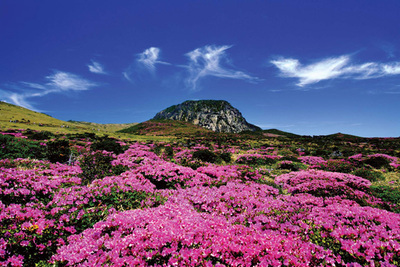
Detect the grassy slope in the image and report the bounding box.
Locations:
[68,121,138,132]
[2,101,399,198]
[0,101,84,131]
[0,101,172,142]
[262,129,301,138]
[119,119,212,137]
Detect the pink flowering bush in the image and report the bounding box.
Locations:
[0,159,84,265]
[197,164,262,185]
[236,154,281,166]
[0,160,81,205]
[313,159,356,173]
[0,201,70,266]
[0,155,163,266]
[47,170,163,233]
[0,132,28,139]
[2,137,400,266]
[299,156,327,167]
[52,202,336,266]
[276,160,307,171]
[131,160,212,189]
[275,170,388,208]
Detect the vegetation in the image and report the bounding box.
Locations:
[119,119,212,136]
[1,101,400,266]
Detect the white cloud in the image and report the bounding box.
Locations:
[122,71,132,82]
[137,47,170,72]
[46,71,97,91]
[271,56,350,87]
[1,71,98,110]
[88,61,107,74]
[271,55,400,86]
[382,62,400,75]
[19,82,47,90]
[184,45,259,90]
[9,93,36,110]
[123,47,170,82]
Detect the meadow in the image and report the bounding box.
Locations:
[1,124,400,266]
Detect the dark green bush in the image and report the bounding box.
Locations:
[277,161,304,171]
[164,146,174,158]
[192,149,219,163]
[66,132,97,140]
[316,159,355,173]
[153,145,174,159]
[219,152,232,163]
[370,185,400,204]
[280,156,301,163]
[25,129,54,140]
[46,139,70,163]
[311,148,330,158]
[235,155,277,166]
[363,156,391,169]
[0,135,46,160]
[91,136,124,155]
[352,168,385,182]
[370,185,400,213]
[79,151,127,185]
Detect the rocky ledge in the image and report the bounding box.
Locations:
[153,100,260,133]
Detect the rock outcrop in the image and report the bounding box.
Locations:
[153,100,260,133]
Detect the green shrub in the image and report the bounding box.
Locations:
[164,146,174,158]
[277,161,306,171]
[25,129,54,140]
[235,155,277,166]
[363,156,391,169]
[219,152,232,163]
[79,151,127,185]
[91,136,124,155]
[46,139,70,163]
[153,145,174,159]
[316,159,355,173]
[192,149,219,163]
[370,185,400,213]
[352,168,385,182]
[280,156,301,162]
[370,185,400,204]
[311,148,330,158]
[0,135,46,160]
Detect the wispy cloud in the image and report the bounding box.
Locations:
[1,71,98,111]
[184,45,259,90]
[123,47,170,82]
[381,43,396,58]
[46,71,97,91]
[271,55,400,87]
[137,47,170,72]
[88,60,107,74]
[255,123,295,129]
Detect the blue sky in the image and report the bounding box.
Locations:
[1,0,399,137]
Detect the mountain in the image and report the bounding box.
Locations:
[152,100,261,133]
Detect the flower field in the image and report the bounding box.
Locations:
[1,129,400,266]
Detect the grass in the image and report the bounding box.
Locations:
[0,101,175,142]
[118,119,212,137]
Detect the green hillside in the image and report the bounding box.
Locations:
[0,101,85,131]
[119,119,212,137]
[0,101,141,138]
[262,129,301,138]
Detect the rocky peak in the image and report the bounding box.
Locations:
[153,100,260,133]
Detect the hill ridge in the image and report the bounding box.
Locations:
[153,100,261,133]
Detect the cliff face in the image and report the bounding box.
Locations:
[153,100,260,133]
